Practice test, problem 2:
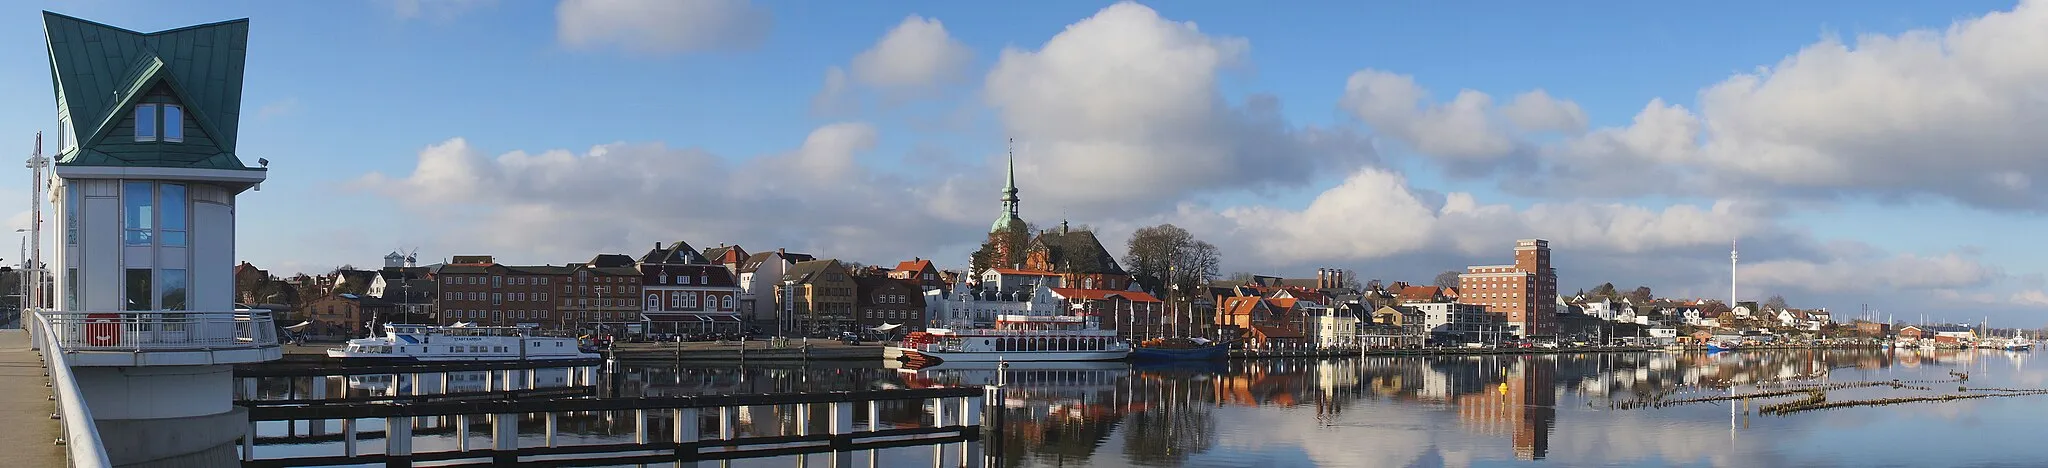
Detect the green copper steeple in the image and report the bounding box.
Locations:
[991,138,1027,234]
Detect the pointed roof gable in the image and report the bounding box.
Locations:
[1027,229,1126,275]
[44,12,257,170]
[639,241,709,265]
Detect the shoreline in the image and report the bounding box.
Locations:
[266,343,1895,366]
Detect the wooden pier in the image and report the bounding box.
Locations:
[239,387,992,467]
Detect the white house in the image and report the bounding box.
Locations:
[1410,301,1501,343]
[980,267,1064,292]
[736,249,813,327]
[1310,308,1361,348]
[1580,299,1621,321]
[925,278,1063,328]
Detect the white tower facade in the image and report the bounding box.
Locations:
[42,13,279,465]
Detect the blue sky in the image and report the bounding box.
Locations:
[4,0,2046,325]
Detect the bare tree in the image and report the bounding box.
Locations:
[1432,270,1461,289]
[1627,286,1654,304]
[1122,224,1222,297]
[969,225,1034,277]
[1764,294,1789,311]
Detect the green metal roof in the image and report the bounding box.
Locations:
[44,11,256,170]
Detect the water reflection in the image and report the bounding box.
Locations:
[244,348,2048,467]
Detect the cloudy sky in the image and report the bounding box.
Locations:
[3,0,2046,325]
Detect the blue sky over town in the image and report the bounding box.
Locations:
[4,0,2047,324]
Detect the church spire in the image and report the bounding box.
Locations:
[991,138,1027,234]
[1002,138,1019,204]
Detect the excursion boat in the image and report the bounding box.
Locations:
[893,314,1131,364]
[1130,337,1228,361]
[327,323,599,361]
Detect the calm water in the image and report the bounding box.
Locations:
[246,349,2048,467]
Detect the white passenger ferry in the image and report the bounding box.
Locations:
[893,314,1130,363]
[328,323,598,361]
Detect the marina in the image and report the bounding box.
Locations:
[222,347,2048,467]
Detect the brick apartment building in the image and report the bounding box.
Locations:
[1458,239,1557,339]
[433,255,571,327]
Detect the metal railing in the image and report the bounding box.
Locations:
[28,311,113,468]
[36,310,277,351]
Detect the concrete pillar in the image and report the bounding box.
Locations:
[636,409,651,444]
[240,378,256,400]
[456,414,471,451]
[310,378,327,400]
[796,404,811,436]
[674,408,699,468]
[545,412,560,448]
[526,369,537,390]
[386,417,413,465]
[342,418,357,457]
[829,402,853,435]
[960,396,980,427]
[492,413,518,463]
[241,419,256,461]
[867,400,881,432]
[931,398,949,427]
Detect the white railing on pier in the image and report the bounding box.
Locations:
[28,311,113,468]
[36,310,277,351]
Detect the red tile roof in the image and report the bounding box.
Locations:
[1398,286,1445,302]
[894,259,934,273]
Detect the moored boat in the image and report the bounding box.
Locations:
[327,323,598,361]
[891,314,1130,364]
[1130,337,1227,361]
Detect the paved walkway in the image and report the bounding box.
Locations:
[0,330,67,468]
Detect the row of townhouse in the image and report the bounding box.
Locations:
[244,242,957,338]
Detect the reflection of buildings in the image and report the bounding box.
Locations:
[1454,357,1555,460]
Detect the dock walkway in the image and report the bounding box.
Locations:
[0,329,67,468]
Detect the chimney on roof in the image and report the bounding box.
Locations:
[655,241,661,249]
[778,248,786,256]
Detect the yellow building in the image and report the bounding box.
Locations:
[776,259,858,335]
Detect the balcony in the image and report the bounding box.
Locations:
[32,309,283,366]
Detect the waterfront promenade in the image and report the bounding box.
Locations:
[0,330,67,468]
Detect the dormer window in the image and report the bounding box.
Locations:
[132,104,184,142]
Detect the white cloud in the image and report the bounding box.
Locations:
[556,0,771,54]
[356,124,978,266]
[2013,290,2048,306]
[383,0,496,20]
[810,67,853,116]
[985,2,1373,217]
[850,15,973,89]
[1341,70,1519,162]
[1500,89,1587,134]
[1203,167,1771,267]
[1374,0,2048,209]
[257,98,300,120]
[1740,252,2001,293]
